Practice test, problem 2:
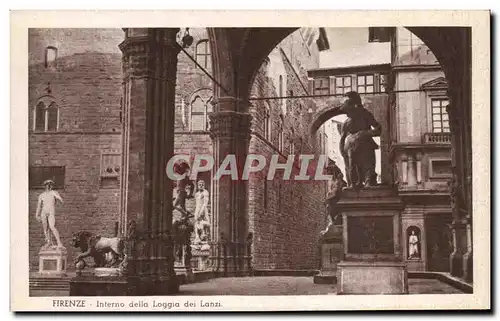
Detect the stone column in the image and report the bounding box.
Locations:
[209,97,252,276]
[447,89,470,280]
[406,154,417,188]
[400,154,408,186]
[119,28,180,294]
[416,152,423,185]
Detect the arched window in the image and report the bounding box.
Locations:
[34,102,46,131]
[189,90,213,131]
[279,75,284,105]
[278,115,284,152]
[45,46,58,68]
[263,103,271,141]
[33,96,59,132]
[195,40,211,70]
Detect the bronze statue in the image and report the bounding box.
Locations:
[330,91,382,189]
[321,160,346,235]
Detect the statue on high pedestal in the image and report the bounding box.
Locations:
[330,91,382,189]
[35,180,64,249]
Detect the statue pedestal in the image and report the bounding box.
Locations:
[191,242,211,271]
[314,225,343,284]
[174,244,194,283]
[37,245,67,276]
[336,186,408,295]
[94,267,122,277]
[338,261,408,294]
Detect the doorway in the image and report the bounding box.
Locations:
[425,213,453,272]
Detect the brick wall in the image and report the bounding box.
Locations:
[247,34,327,270]
[28,29,124,271]
[29,133,121,269]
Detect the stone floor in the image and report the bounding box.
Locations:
[179,277,463,296]
[30,276,464,297]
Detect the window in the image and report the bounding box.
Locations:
[190,93,213,131]
[263,103,271,140]
[33,100,59,132]
[44,46,58,68]
[379,73,389,93]
[195,40,211,69]
[29,166,65,189]
[429,159,452,178]
[289,140,295,155]
[313,77,330,96]
[278,115,284,151]
[335,76,351,95]
[357,74,374,94]
[368,27,391,43]
[279,75,284,105]
[431,98,450,133]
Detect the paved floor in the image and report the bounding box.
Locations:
[179,277,464,296]
[30,276,464,297]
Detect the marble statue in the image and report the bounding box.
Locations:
[329,91,382,189]
[35,180,64,248]
[408,230,420,259]
[193,180,210,244]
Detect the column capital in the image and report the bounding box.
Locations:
[119,28,181,78]
[211,96,251,112]
[209,111,252,140]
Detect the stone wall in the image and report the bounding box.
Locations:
[28,30,124,269]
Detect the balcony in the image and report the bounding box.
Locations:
[423,132,452,144]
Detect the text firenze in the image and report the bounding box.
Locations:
[166,154,334,181]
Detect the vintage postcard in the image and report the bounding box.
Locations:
[10,10,490,311]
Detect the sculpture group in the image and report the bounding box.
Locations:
[333,91,382,189]
[322,91,382,232]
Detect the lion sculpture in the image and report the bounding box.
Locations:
[72,231,127,268]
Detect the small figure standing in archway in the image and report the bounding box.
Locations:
[408,229,420,260]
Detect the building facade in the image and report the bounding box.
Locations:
[307,27,453,272]
[28,28,330,272]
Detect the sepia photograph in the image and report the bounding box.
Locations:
[10,10,490,311]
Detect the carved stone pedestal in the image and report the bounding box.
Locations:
[314,225,343,284]
[191,242,211,271]
[336,186,408,295]
[338,261,408,294]
[94,267,122,277]
[38,246,67,276]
